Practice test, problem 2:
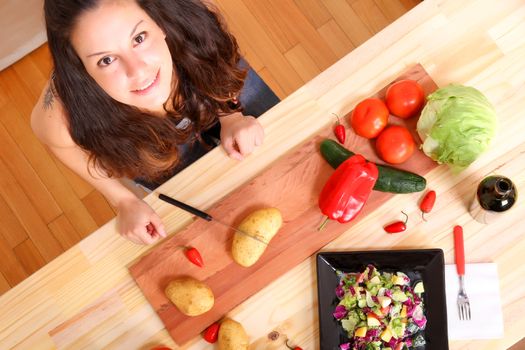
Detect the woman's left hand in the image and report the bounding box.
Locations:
[219,112,264,160]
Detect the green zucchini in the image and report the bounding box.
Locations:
[320,139,426,193]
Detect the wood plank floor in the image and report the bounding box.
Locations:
[0,0,420,295]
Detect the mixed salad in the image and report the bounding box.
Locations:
[333,265,426,350]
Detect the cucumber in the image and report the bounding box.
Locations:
[320,139,426,193]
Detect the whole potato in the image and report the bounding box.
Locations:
[164,277,214,316]
[218,318,249,350]
[232,207,282,267]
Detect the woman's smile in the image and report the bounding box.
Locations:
[132,69,160,95]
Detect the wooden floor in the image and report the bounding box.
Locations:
[0,0,420,295]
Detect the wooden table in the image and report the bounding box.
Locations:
[1,0,524,349]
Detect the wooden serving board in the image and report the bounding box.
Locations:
[129,64,438,345]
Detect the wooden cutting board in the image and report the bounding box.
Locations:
[129,64,439,345]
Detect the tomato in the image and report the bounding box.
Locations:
[367,312,381,320]
[394,343,405,350]
[375,125,415,164]
[350,98,389,139]
[385,79,425,119]
[202,322,220,343]
[380,305,391,316]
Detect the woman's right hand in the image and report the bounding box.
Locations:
[116,196,167,244]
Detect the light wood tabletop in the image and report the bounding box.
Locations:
[1,0,524,349]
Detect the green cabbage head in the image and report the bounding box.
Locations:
[416,84,497,172]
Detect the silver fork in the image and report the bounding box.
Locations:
[454,225,471,320]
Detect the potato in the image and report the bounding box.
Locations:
[218,318,249,350]
[231,207,282,267]
[164,277,214,316]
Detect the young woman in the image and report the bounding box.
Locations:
[31,0,279,245]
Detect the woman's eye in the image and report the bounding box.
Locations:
[134,32,147,45]
[97,56,115,67]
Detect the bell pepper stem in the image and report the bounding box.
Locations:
[318,216,330,231]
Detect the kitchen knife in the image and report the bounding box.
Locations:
[158,193,268,245]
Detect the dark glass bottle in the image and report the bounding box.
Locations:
[469,175,517,224]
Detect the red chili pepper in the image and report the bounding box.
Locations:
[202,322,220,343]
[318,154,378,229]
[286,340,303,350]
[333,113,346,144]
[184,247,204,267]
[420,190,436,221]
[384,211,408,234]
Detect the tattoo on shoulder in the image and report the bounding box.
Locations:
[43,84,56,110]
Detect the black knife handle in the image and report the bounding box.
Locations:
[158,194,212,221]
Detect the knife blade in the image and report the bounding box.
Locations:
[157,193,268,245]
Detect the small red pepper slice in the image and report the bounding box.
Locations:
[333,113,346,144]
[318,154,378,228]
[384,211,408,234]
[420,190,436,221]
[203,322,220,343]
[184,247,204,267]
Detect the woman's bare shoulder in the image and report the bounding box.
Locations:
[31,79,76,148]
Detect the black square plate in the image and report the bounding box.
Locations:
[316,249,448,350]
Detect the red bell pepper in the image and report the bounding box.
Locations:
[318,154,378,229]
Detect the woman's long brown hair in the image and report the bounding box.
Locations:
[44,0,245,182]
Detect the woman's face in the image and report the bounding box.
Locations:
[71,0,173,113]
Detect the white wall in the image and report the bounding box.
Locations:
[0,0,46,71]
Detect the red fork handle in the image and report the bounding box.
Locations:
[454,225,465,275]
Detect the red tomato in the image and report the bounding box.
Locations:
[367,312,381,320]
[394,343,406,350]
[202,322,220,343]
[385,79,425,119]
[380,305,391,316]
[350,98,389,139]
[375,125,415,164]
